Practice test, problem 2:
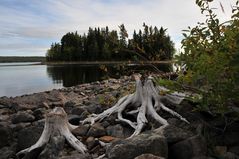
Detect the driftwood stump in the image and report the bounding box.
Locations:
[16,107,87,158]
[82,75,189,138]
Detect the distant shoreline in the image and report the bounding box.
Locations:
[0,56,174,65]
[43,60,173,65]
[0,62,42,67]
[0,59,174,66]
[0,56,45,63]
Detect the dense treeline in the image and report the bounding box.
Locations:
[0,56,45,63]
[46,24,175,61]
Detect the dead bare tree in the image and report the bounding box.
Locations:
[82,75,189,138]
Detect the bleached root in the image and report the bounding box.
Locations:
[81,78,143,127]
[82,75,189,138]
[16,107,87,159]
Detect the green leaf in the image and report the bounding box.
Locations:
[182,33,188,37]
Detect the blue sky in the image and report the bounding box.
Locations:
[0,0,234,56]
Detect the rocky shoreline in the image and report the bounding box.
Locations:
[0,75,239,159]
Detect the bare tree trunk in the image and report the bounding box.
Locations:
[82,75,189,138]
[16,107,87,159]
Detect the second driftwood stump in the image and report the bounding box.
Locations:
[16,107,87,159]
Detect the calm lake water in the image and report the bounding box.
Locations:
[0,62,171,97]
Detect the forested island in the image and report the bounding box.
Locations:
[46,23,175,62]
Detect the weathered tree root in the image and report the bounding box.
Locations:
[16,107,87,158]
[82,75,189,138]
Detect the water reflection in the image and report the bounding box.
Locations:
[0,63,172,97]
[46,63,172,87]
[47,65,105,87]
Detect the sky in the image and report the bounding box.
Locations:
[0,0,235,56]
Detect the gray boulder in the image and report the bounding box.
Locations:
[11,111,35,124]
[10,122,31,132]
[0,147,15,159]
[106,124,125,138]
[154,125,194,143]
[68,115,81,125]
[17,125,43,151]
[72,124,90,136]
[169,135,207,159]
[33,108,45,120]
[86,137,96,150]
[0,124,12,148]
[71,107,86,116]
[87,123,106,137]
[106,132,168,159]
[86,104,103,114]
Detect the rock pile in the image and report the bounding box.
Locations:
[0,76,238,159]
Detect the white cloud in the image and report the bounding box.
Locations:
[0,0,235,56]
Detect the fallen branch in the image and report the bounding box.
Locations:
[16,107,87,159]
[82,75,189,138]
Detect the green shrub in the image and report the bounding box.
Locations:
[176,0,239,114]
